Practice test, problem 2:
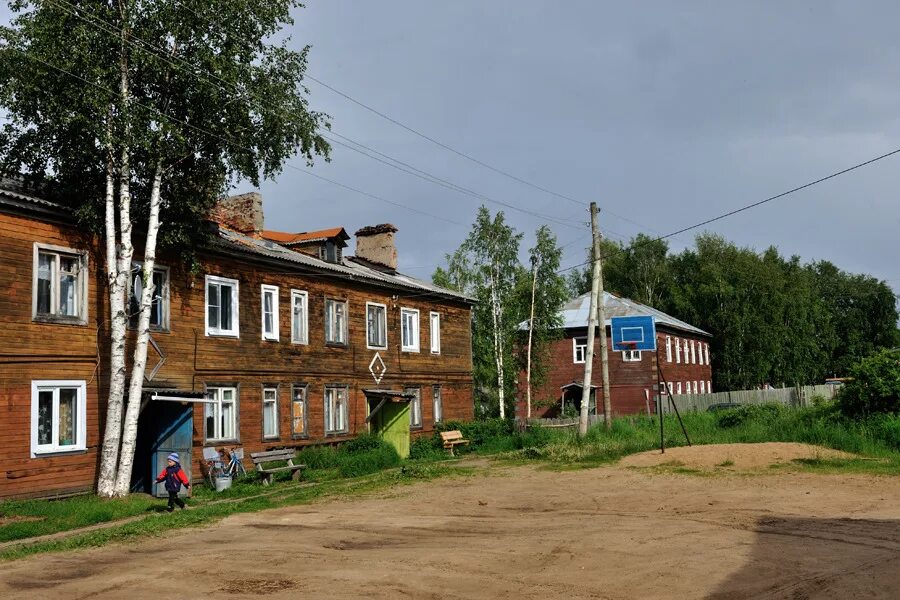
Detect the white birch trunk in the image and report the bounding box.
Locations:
[113,163,163,496]
[97,151,125,497]
[525,258,538,419]
[490,264,505,419]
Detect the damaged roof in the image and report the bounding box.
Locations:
[261,227,350,245]
[215,227,474,303]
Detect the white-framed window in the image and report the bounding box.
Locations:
[31,380,87,456]
[291,384,308,438]
[430,312,441,354]
[129,264,169,330]
[665,336,672,362]
[204,386,238,442]
[401,308,420,352]
[707,380,712,393]
[406,386,422,429]
[291,290,308,345]
[261,284,279,341]
[366,302,387,349]
[33,244,88,324]
[676,382,682,395]
[675,337,682,363]
[205,275,239,337]
[693,381,698,395]
[700,381,705,394]
[683,339,689,364]
[325,385,349,434]
[623,350,642,362]
[432,385,443,424]
[690,340,696,364]
[325,298,348,345]
[705,344,710,365]
[262,386,278,439]
[573,336,588,364]
[698,341,705,365]
[667,382,674,396]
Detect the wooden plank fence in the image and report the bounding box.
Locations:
[526,385,842,426]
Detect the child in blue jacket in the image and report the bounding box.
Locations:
[156,452,191,512]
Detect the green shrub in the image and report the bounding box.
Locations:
[409,435,445,460]
[716,403,786,428]
[337,444,401,478]
[342,433,384,454]
[839,349,900,417]
[295,445,341,469]
[436,418,514,446]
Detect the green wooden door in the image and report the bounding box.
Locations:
[369,399,410,459]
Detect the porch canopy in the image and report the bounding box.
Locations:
[363,389,414,423]
[147,389,216,404]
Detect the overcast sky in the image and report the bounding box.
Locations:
[11,2,900,289]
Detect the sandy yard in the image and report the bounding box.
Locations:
[1,443,899,599]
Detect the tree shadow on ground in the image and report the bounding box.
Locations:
[707,516,900,599]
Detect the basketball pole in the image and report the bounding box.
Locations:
[654,351,692,448]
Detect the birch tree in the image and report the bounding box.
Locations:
[0,0,329,496]
[434,206,522,418]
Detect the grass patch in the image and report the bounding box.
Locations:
[717,459,735,467]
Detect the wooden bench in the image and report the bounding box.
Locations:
[440,430,470,456]
[249,449,305,486]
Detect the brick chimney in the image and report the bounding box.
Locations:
[354,224,398,271]
[209,192,264,236]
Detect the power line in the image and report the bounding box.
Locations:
[50,0,587,231]
[557,146,900,274]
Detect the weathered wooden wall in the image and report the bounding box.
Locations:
[1,206,474,499]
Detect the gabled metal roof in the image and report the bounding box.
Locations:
[556,292,710,336]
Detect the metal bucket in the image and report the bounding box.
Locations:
[214,475,232,492]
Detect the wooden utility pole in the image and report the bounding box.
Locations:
[596,215,612,430]
[579,203,602,436]
[525,255,539,419]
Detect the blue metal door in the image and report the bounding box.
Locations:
[132,401,193,497]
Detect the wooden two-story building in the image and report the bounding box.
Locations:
[0,181,474,499]
[517,291,712,419]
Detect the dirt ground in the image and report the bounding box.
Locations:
[1,443,899,599]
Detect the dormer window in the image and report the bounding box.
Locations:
[321,241,340,263]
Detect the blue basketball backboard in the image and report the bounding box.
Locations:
[610,316,657,351]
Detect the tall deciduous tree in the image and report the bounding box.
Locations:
[0,0,329,495]
[434,206,522,418]
[517,225,567,418]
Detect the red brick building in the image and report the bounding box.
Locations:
[518,292,712,419]
[0,181,474,499]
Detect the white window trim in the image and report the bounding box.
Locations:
[291,384,309,439]
[705,344,710,365]
[324,298,349,346]
[205,275,240,338]
[32,243,89,324]
[690,340,696,364]
[707,380,712,393]
[700,381,706,394]
[366,302,388,350]
[204,386,239,442]
[676,382,682,395]
[401,307,420,353]
[430,311,441,354]
[683,340,689,363]
[666,382,674,396]
[675,337,681,363]
[665,336,672,362]
[622,350,642,362]
[290,290,309,345]
[693,381,699,395]
[262,386,279,439]
[31,380,87,457]
[573,337,587,364]
[260,284,280,341]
